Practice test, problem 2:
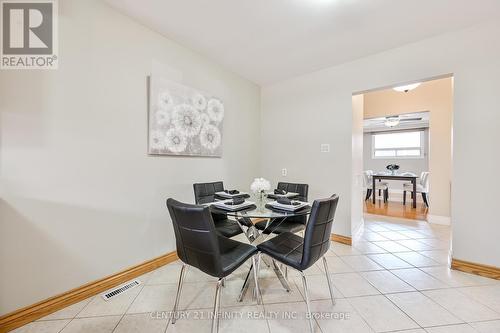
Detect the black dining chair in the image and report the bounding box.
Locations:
[193,181,247,238]
[167,198,260,333]
[256,194,339,333]
[254,182,309,234]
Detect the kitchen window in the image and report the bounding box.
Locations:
[372,130,424,159]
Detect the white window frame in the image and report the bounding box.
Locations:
[371,130,425,160]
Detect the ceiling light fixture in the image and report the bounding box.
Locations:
[393,82,421,93]
[384,116,400,127]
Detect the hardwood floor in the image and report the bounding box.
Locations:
[364,198,428,220]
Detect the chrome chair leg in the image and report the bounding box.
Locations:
[271,259,291,292]
[212,279,223,333]
[237,265,252,302]
[322,256,336,305]
[257,252,262,273]
[171,263,187,324]
[252,255,262,304]
[300,272,315,333]
[261,255,272,267]
[279,263,289,279]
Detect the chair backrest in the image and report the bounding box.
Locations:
[193,181,224,204]
[167,198,223,277]
[420,172,430,191]
[277,182,309,225]
[277,182,309,202]
[419,172,425,181]
[362,171,373,187]
[301,194,339,270]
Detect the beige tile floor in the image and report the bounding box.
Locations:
[13,214,500,333]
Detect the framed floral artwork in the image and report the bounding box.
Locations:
[148,76,224,157]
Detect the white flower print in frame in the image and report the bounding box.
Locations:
[148,76,224,157]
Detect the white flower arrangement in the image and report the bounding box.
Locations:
[207,98,224,123]
[192,93,207,111]
[158,91,174,110]
[165,128,188,153]
[250,178,271,194]
[172,104,202,137]
[150,130,165,150]
[199,124,221,150]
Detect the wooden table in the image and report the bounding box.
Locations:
[373,174,418,208]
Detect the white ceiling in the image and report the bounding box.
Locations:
[104,0,500,85]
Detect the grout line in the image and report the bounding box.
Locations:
[393,289,465,325]
[71,296,96,319]
[451,286,500,315]
[421,322,477,331]
[52,319,72,333]
[359,270,417,295]
[380,293,424,330]
[361,218,499,328]
[354,218,445,331]
[63,313,136,320]
[110,282,147,333]
[344,295,405,332]
[467,318,500,324]
[24,217,498,333]
[52,296,97,332]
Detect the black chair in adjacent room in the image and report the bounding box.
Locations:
[256,194,339,333]
[254,182,309,234]
[193,181,248,238]
[167,198,260,333]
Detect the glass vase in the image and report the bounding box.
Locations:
[255,191,266,210]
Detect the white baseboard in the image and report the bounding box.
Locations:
[427,214,451,225]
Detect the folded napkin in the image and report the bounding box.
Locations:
[231,197,245,205]
[274,189,287,195]
[224,190,240,195]
[277,197,292,205]
[275,198,302,207]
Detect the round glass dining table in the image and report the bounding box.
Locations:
[210,199,311,239]
[209,198,312,302]
[210,200,310,218]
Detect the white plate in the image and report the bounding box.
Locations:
[267,200,309,211]
[266,191,299,198]
[215,191,249,199]
[211,199,255,211]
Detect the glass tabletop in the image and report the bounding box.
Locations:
[209,198,311,219]
[374,171,417,177]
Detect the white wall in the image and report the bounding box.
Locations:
[351,95,364,235]
[261,85,354,237]
[2,2,499,317]
[363,129,429,192]
[261,21,500,267]
[0,0,260,315]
